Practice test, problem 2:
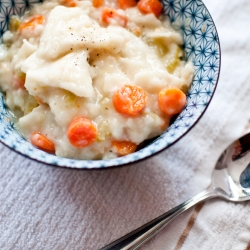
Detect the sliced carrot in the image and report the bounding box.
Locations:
[19,15,45,31]
[158,88,186,116]
[68,1,77,7]
[93,0,103,8]
[137,0,163,17]
[102,7,128,27]
[30,132,55,154]
[112,140,137,156]
[118,0,137,9]
[67,116,97,148]
[60,0,77,7]
[113,84,148,116]
[67,0,77,7]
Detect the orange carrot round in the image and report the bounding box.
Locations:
[30,132,55,154]
[67,116,97,148]
[59,0,77,7]
[118,0,137,9]
[68,0,77,7]
[112,140,137,156]
[158,88,186,116]
[19,15,45,31]
[113,84,147,116]
[137,0,163,17]
[93,0,103,8]
[102,7,128,27]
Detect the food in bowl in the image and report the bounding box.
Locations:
[0,0,194,160]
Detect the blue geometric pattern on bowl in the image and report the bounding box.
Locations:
[0,0,220,169]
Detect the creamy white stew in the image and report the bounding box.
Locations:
[0,0,194,159]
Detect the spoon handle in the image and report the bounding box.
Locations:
[100,188,217,250]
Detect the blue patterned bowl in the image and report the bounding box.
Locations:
[0,0,220,169]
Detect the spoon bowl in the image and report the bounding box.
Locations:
[213,132,250,201]
[101,132,250,250]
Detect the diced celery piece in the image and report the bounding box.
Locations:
[166,45,181,73]
[62,90,77,105]
[146,38,169,57]
[97,120,111,142]
[23,95,38,115]
[9,16,21,32]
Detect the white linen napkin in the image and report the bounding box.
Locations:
[1,0,250,249]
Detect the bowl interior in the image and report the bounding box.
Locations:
[0,0,220,169]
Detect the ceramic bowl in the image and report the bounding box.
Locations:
[0,0,220,169]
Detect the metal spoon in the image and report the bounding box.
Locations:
[101,132,250,250]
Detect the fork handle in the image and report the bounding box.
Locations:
[100,188,217,250]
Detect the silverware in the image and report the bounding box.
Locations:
[101,132,250,250]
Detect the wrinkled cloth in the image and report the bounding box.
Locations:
[1,0,250,249]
